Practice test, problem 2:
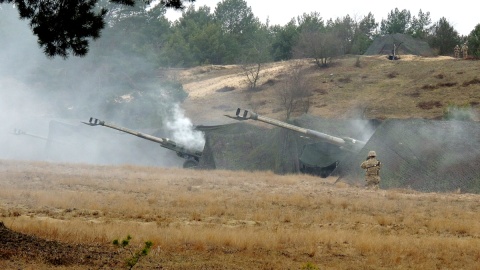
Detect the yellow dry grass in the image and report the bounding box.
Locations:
[1,159,479,269]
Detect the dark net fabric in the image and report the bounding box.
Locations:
[364,33,434,56]
[334,119,480,193]
[198,116,480,193]
[292,115,378,169]
[197,115,377,174]
[197,122,299,173]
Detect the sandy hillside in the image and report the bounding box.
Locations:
[176,61,297,124]
[172,55,479,124]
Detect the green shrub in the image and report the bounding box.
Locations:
[113,235,153,270]
[301,262,320,270]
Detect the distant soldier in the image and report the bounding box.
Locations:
[461,43,468,59]
[454,45,460,58]
[361,151,381,190]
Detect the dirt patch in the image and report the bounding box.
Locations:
[417,101,443,110]
[216,86,236,92]
[0,222,121,268]
[462,78,480,87]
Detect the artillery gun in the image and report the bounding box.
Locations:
[12,128,49,141]
[12,128,72,146]
[83,117,202,168]
[228,108,366,151]
[388,42,403,60]
[227,108,367,177]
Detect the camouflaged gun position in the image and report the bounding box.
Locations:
[83,117,202,168]
[227,108,367,177]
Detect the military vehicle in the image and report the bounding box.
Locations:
[83,117,202,168]
[227,108,367,177]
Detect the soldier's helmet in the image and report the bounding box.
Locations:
[368,151,377,157]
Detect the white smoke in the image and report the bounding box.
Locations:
[164,104,205,151]
[349,118,377,143]
[444,105,478,121]
[0,7,185,168]
[0,77,51,161]
[343,106,378,143]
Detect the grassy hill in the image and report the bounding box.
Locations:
[172,55,480,124]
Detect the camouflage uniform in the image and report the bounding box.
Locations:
[461,43,468,59]
[361,151,381,190]
[454,45,460,58]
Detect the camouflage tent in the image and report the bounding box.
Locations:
[364,33,434,57]
[334,119,480,193]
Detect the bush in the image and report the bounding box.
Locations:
[301,262,320,270]
[354,57,362,68]
[113,235,153,269]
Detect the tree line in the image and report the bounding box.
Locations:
[1,0,479,65]
[99,2,479,68]
[1,0,479,125]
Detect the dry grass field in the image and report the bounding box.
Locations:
[1,159,480,269]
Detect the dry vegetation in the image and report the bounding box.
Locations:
[177,55,480,123]
[1,160,480,269]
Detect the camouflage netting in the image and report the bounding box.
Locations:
[364,33,434,57]
[334,119,480,193]
[42,116,480,194]
[197,122,298,173]
[291,115,378,175]
[197,115,378,175]
[199,116,480,193]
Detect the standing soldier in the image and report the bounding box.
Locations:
[361,151,381,190]
[461,43,468,59]
[454,44,460,58]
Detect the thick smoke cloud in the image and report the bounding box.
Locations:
[0,6,51,161]
[164,104,205,151]
[0,6,200,168]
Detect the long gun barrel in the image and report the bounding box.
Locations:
[227,108,366,152]
[83,117,202,167]
[12,128,72,145]
[12,129,49,141]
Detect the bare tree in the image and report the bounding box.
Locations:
[242,62,261,90]
[240,21,273,90]
[277,63,311,119]
[294,30,341,68]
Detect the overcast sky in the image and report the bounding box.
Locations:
[166,0,477,36]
